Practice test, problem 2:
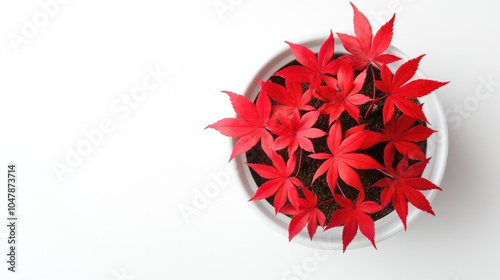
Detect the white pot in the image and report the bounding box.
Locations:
[233,33,448,250]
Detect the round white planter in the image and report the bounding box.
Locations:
[233,33,448,250]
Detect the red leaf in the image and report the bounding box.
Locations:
[375,57,449,124]
[309,121,383,193]
[316,64,371,124]
[318,31,335,69]
[206,91,274,161]
[248,153,305,213]
[281,189,326,241]
[285,41,318,71]
[288,212,311,240]
[351,2,372,54]
[371,14,395,59]
[275,31,340,91]
[392,55,423,89]
[337,3,400,69]
[372,156,442,229]
[272,65,311,84]
[325,192,381,251]
[258,79,314,118]
[375,114,436,165]
[375,54,400,65]
[269,109,327,156]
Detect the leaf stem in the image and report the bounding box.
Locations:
[337,183,346,197]
[363,64,378,119]
[377,168,394,178]
[373,95,387,103]
[293,148,303,177]
[317,197,336,208]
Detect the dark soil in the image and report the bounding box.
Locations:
[245,57,427,224]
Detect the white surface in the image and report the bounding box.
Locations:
[0,0,498,279]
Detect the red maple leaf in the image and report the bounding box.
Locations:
[269,109,327,156]
[325,191,382,252]
[248,153,304,213]
[337,2,400,70]
[274,31,340,91]
[375,55,449,124]
[280,188,326,241]
[371,156,442,229]
[316,64,371,124]
[258,79,315,118]
[309,121,383,193]
[206,91,274,161]
[377,114,436,165]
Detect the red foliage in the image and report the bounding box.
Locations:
[372,156,442,230]
[372,114,436,166]
[259,79,315,118]
[247,153,304,214]
[337,3,400,70]
[326,191,382,251]
[375,55,449,124]
[280,188,326,241]
[269,109,326,156]
[315,64,371,124]
[274,31,340,91]
[309,121,382,193]
[206,91,275,161]
[206,2,448,250]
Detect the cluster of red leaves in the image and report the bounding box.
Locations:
[207,3,448,251]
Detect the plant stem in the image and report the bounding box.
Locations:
[377,168,394,178]
[336,183,346,197]
[315,184,347,208]
[293,148,303,177]
[363,64,378,119]
[317,197,336,208]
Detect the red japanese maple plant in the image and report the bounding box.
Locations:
[206,3,448,251]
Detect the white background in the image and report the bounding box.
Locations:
[0,0,499,279]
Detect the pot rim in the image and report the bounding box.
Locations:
[233,32,448,250]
